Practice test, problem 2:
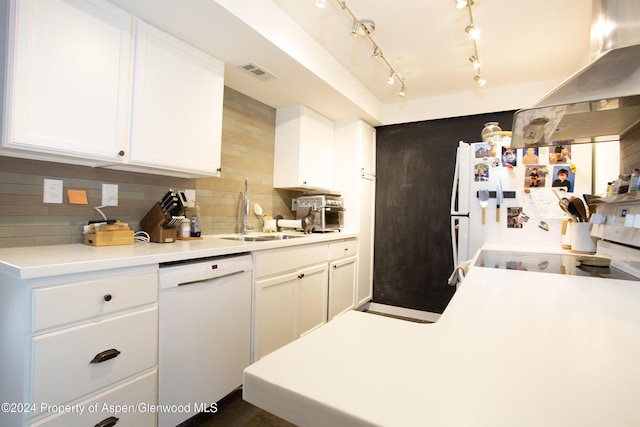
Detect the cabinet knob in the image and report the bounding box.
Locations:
[217,167,222,172]
[298,273,305,279]
[103,294,113,302]
[118,150,125,157]
[95,416,120,427]
[90,348,121,364]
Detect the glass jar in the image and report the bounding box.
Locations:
[179,218,191,238]
[481,122,502,143]
[614,174,631,195]
[630,168,640,192]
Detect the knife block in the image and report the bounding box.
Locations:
[140,202,177,243]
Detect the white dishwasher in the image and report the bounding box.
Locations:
[158,253,253,427]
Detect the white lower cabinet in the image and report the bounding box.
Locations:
[0,265,158,427]
[254,262,328,361]
[253,238,357,360]
[328,239,358,320]
[329,256,357,320]
[29,370,157,427]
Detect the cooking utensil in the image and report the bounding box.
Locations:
[559,197,577,221]
[567,199,583,222]
[572,197,588,222]
[495,179,503,222]
[479,188,489,225]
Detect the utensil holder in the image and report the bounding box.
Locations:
[570,222,597,254]
[140,202,177,243]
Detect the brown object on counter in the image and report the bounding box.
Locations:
[83,220,134,246]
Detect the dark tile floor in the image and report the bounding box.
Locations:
[179,388,295,427]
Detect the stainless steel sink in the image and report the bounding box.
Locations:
[221,234,305,242]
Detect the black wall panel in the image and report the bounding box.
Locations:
[373,111,516,313]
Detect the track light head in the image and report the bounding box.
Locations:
[465,25,480,40]
[371,46,380,60]
[350,19,359,37]
[398,84,406,97]
[315,0,327,8]
[387,72,395,85]
[456,0,478,8]
[469,55,481,69]
[474,74,486,86]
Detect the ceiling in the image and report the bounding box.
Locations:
[108,0,594,126]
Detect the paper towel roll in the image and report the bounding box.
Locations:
[277,219,302,229]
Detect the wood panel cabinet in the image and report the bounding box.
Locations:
[125,19,223,176]
[334,120,376,306]
[252,238,358,360]
[273,105,335,190]
[254,263,328,360]
[4,0,132,163]
[328,239,357,319]
[1,0,224,177]
[0,265,158,427]
[253,243,329,360]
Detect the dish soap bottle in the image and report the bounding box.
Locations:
[190,202,201,237]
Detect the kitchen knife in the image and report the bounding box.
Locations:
[496,179,503,222]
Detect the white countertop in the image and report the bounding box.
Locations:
[0,232,357,279]
[243,264,640,427]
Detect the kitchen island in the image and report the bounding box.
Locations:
[243,259,640,427]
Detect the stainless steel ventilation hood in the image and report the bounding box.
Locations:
[511,0,640,148]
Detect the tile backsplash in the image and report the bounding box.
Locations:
[0,87,296,248]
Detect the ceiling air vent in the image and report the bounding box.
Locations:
[238,62,277,81]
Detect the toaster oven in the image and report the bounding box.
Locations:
[296,195,344,232]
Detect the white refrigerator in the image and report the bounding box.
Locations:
[450,140,594,269]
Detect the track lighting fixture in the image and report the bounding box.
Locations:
[315,0,406,97]
[458,0,486,86]
[387,72,395,85]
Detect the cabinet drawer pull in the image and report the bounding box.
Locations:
[95,416,120,427]
[118,150,125,157]
[103,294,113,302]
[298,273,305,279]
[90,348,121,364]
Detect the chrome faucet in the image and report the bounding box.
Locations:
[242,177,253,234]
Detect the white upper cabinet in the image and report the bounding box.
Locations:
[1,0,224,177]
[5,0,133,162]
[273,105,335,190]
[127,20,223,177]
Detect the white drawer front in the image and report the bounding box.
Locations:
[30,370,157,427]
[33,269,158,331]
[32,308,158,410]
[328,239,357,261]
[254,243,328,279]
